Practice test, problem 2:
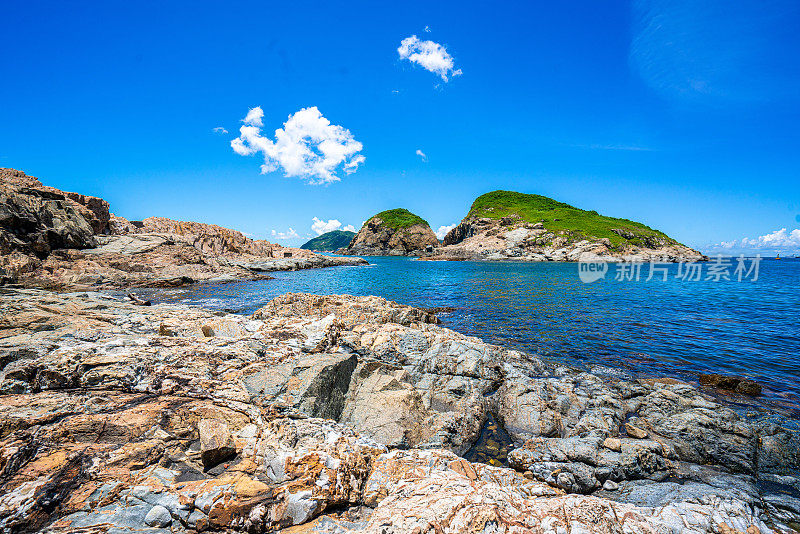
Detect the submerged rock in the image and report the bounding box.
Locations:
[700,373,763,396]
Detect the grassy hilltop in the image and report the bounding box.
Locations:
[466,190,677,246]
[300,230,356,251]
[372,208,430,230]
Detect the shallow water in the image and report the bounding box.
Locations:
[148,256,800,426]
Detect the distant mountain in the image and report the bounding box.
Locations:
[300,230,356,252]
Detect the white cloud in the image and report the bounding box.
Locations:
[243,107,264,127]
[212,126,228,134]
[398,35,462,82]
[415,149,428,162]
[232,106,365,184]
[707,228,800,255]
[343,224,356,232]
[424,25,431,33]
[435,224,457,240]
[271,228,299,240]
[311,217,343,235]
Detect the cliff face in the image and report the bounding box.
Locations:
[0,168,109,258]
[344,209,439,256]
[433,191,705,262]
[0,168,365,288]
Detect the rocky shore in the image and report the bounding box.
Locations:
[1,288,798,532]
[0,168,366,290]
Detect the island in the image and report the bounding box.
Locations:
[340,208,439,256]
[428,191,705,262]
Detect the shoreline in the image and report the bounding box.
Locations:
[1,287,797,532]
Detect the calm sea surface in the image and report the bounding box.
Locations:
[148,256,800,426]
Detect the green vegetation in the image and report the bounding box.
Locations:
[466,190,677,246]
[300,230,356,251]
[373,208,429,229]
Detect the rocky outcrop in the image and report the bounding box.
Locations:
[343,209,439,256]
[0,169,367,289]
[0,288,796,532]
[0,168,105,259]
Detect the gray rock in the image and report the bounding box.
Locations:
[144,505,172,527]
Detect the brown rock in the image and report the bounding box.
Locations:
[625,423,648,439]
[199,418,236,469]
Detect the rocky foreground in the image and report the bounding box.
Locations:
[1,288,798,533]
[0,168,366,290]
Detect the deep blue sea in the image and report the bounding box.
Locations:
[149,257,800,426]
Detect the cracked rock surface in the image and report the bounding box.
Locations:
[0,289,798,533]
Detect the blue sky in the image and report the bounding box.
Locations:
[2,0,799,253]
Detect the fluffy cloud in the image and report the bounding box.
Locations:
[741,228,800,248]
[708,228,800,254]
[311,217,343,235]
[435,224,457,240]
[398,36,462,82]
[416,149,428,162]
[231,106,365,184]
[271,228,299,240]
[242,107,264,127]
[212,126,228,134]
[343,224,356,232]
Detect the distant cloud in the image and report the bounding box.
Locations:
[435,223,457,240]
[212,126,228,134]
[271,228,299,240]
[391,89,400,94]
[311,217,343,235]
[424,25,431,33]
[231,106,365,185]
[415,149,428,162]
[343,224,356,232]
[571,143,654,152]
[707,227,800,255]
[630,0,800,103]
[398,35,462,82]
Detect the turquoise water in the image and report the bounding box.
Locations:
[150,257,800,423]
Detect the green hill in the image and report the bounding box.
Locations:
[300,230,356,251]
[466,190,677,246]
[371,208,429,230]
